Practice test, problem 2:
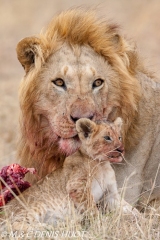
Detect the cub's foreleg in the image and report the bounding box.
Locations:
[103,163,121,211]
[66,171,98,214]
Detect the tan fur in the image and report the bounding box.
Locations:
[1,118,137,230]
[16,8,160,206]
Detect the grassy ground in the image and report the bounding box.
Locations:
[1,204,160,239]
[0,0,160,239]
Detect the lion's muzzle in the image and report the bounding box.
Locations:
[70,98,95,123]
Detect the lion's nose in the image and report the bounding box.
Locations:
[70,114,94,123]
[70,98,95,123]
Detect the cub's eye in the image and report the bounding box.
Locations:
[104,136,112,142]
[92,79,104,89]
[52,78,66,89]
[119,136,122,141]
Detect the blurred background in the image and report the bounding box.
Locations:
[0,0,160,167]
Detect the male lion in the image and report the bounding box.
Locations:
[1,118,136,229]
[16,8,160,207]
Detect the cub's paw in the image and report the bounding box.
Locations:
[106,197,121,211]
[105,198,141,218]
[121,201,140,217]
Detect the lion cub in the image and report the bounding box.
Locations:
[65,117,124,213]
[1,117,126,228]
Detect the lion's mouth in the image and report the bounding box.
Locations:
[58,135,81,156]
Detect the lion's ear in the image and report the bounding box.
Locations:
[112,33,128,53]
[76,118,96,140]
[112,33,137,73]
[16,37,44,73]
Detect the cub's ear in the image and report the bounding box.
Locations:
[16,37,45,73]
[76,118,96,140]
[114,117,123,131]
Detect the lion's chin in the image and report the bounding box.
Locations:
[58,136,81,156]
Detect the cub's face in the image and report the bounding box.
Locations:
[76,117,124,163]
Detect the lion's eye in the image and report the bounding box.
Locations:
[92,79,104,89]
[52,78,66,89]
[104,136,112,142]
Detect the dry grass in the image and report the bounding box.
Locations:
[0,0,160,239]
[1,202,160,240]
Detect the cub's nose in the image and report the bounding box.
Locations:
[70,114,94,123]
[116,146,124,153]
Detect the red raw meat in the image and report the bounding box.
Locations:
[0,163,36,206]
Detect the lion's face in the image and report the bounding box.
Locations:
[34,44,118,155]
